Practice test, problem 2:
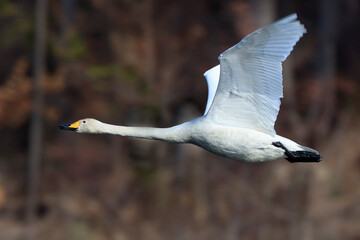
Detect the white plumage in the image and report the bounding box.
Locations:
[203,65,220,115]
[206,14,306,135]
[60,14,321,163]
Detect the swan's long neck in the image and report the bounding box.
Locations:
[92,121,192,143]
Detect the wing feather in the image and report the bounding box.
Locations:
[203,65,220,115]
[205,14,306,135]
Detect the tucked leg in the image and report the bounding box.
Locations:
[272,142,321,163]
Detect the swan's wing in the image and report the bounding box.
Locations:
[205,14,306,135]
[203,65,220,115]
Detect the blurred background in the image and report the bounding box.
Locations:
[0,0,360,239]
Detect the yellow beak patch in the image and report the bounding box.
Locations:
[69,121,81,129]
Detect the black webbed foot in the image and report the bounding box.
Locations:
[272,141,321,163]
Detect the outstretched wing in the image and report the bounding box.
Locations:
[205,14,306,135]
[203,65,220,115]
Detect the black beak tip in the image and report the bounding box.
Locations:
[59,124,68,130]
[59,124,76,131]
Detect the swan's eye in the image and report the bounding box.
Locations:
[83,120,86,123]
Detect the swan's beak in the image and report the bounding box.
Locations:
[59,121,80,131]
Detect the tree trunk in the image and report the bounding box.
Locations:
[26,0,47,239]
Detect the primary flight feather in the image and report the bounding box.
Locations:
[60,14,321,163]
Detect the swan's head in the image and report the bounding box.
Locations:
[59,118,102,133]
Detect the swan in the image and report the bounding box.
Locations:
[60,14,321,163]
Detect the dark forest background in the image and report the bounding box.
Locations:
[0,0,360,239]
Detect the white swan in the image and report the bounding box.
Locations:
[60,14,321,163]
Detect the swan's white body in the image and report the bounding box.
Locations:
[60,14,321,163]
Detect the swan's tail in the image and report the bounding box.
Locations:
[272,142,322,163]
